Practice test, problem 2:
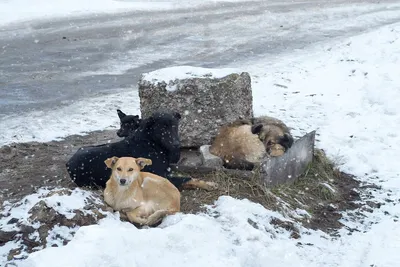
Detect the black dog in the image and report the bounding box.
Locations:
[116,109,141,138]
[66,110,215,191]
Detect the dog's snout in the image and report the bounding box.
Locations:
[120,178,127,185]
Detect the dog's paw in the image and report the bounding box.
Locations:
[138,214,148,219]
[204,181,219,191]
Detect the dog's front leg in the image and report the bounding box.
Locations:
[144,209,177,226]
[103,187,115,208]
[125,207,149,225]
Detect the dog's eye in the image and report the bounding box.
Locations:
[128,168,133,172]
[117,167,122,171]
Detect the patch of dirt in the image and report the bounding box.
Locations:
[0,130,363,237]
[271,149,362,233]
[0,130,119,206]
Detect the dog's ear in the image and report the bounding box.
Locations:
[173,112,181,120]
[135,158,152,170]
[251,124,263,135]
[104,156,119,168]
[280,133,294,149]
[133,115,139,119]
[117,109,126,119]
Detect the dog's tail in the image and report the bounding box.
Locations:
[179,178,218,191]
[167,176,217,191]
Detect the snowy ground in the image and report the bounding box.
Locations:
[1,3,400,266]
[1,21,399,266]
[0,0,251,26]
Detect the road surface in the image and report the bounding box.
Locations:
[0,0,400,116]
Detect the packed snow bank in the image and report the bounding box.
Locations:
[18,196,308,267]
[13,194,400,267]
[141,66,240,84]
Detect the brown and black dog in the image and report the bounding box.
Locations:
[104,156,180,226]
[209,116,294,170]
[251,115,294,157]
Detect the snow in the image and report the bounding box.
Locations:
[1,14,400,267]
[18,197,308,267]
[141,66,240,91]
[0,187,106,232]
[142,66,240,82]
[46,225,80,248]
[0,0,253,26]
[0,187,114,263]
[245,24,400,183]
[0,88,141,146]
[320,182,336,193]
[0,0,166,26]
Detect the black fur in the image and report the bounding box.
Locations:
[251,124,263,135]
[66,111,191,189]
[116,109,141,138]
[279,133,294,150]
[251,123,294,151]
[223,158,255,171]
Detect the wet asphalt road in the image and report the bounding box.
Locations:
[1,0,400,116]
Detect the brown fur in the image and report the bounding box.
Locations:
[180,178,218,191]
[251,116,294,157]
[209,115,294,170]
[103,156,180,226]
[209,121,265,170]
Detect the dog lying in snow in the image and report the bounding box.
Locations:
[104,156,180,226]
[66,110,216,191]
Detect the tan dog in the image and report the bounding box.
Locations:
[209,119,266,170]
[103,156,180,226]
